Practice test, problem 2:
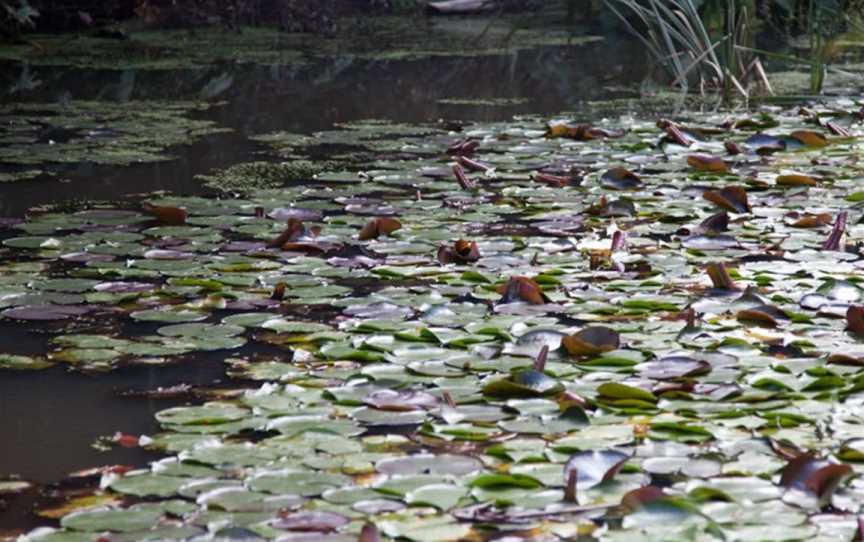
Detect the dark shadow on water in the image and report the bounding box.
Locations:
[0,356,226,484]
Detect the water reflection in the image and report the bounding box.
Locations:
[0,40,646,216]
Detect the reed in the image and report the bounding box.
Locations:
[603,0,766,101]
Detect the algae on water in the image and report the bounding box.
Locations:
[195,160,338,193]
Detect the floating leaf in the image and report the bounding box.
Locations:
[545,122,623,140]
[736,304,788,328]
[687,154,728,173]
[790,130,829,147]
[586,196,636,217]
[532,172,581,187]
[597,382,657,405]
[847,306,864,335]
[469,473,543,489]
[601,167,642,190]
[563,449,631,491]
[790,213,831,228]
[780,455,852,506]
[706,262,737,290]
[637,356,711,380]
[60,506,163,533]
[268,218,318,248]
[482,369,564,398]
[358,217,402,240]
[649,421,714,443]
[562,326,620,356]
[376,454,482,476]
[363,389,439,411]
[359,523,381,542]
[699,211,729,233]
[776,174,818,187]
[682,234,740,250]
[703,186,750,213]
[496,276,550,305]
[745,133,786,154]
[437,239,480,264]
[1,304,91,321]
[142,202,187,225]
[273,511,350,532]
[405,484,468,510]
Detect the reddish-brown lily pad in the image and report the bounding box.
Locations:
[358,217,402,241]
[776,174,819,187]
[142,202,187,225]
[687,154,728,173]
[703,186,750,213]
[561,326,620,356]
[496,276,551,305]
[437,239,480,264]
[790,130,829,147]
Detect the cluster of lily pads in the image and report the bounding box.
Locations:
[0,100,229,182]
[5,96,864,541]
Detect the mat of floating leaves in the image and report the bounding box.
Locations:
[4,100,864,542]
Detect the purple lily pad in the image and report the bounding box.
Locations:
[94,282,155,293]
[1,304,91,321]
[144,249,195,260]
[61,252,116,263]
[636,356,711,380]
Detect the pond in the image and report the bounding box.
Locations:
[0,14,651,535]
[1,8,864,542]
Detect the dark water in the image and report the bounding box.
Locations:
[0,323,228,484]
[0,27,647,530]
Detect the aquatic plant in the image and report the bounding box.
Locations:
[603,0,767,100]
[2,96,864,541]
